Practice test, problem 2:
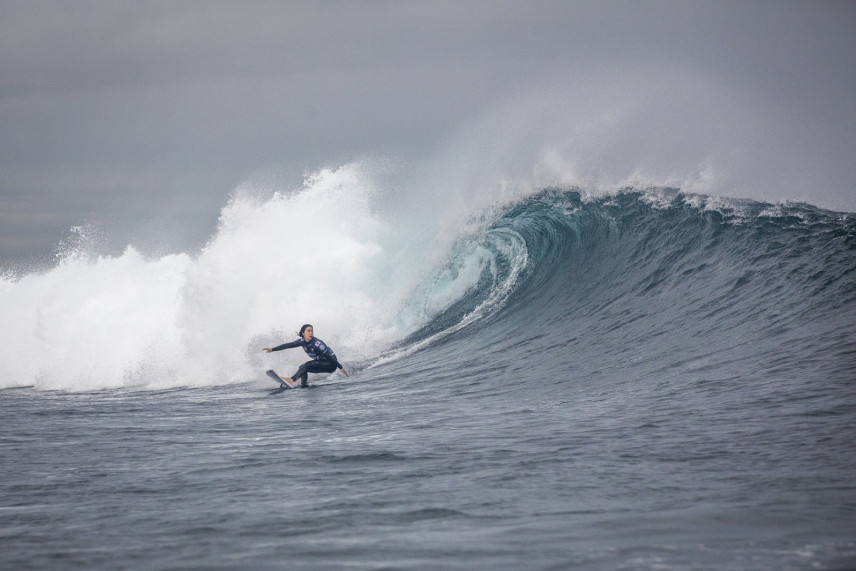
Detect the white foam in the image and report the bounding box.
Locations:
[1,163,495,391]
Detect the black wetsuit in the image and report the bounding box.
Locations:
[270,337,343,387]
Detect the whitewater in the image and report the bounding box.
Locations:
[1,162,855,569]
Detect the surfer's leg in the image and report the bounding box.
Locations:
[291,361,321,387]
[306,361,338,375]
[291,362,311,387]
[291,361,337,387]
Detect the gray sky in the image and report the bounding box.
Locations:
[2,0,854,267]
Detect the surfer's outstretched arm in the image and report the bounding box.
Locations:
[262,340,302,353]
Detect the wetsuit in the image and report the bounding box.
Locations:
[270,337,343,387]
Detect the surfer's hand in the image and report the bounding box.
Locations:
[340,367,349,377]
[262,348,272,353]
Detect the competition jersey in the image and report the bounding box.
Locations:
[271,337,342,368]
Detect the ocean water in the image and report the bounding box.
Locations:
[2,168,855,569]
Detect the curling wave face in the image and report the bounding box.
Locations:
[389,187,856,393]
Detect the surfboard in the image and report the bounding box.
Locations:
[266,369,294,389]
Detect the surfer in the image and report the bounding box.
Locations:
[262,324,349,387]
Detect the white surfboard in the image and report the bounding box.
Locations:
[266,369,294,389]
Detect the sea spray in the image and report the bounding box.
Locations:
[0,164,500,391]
[0,247,191,390]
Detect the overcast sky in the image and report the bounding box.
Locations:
[1,0,854,267]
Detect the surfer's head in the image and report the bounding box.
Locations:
[299,324,314,341]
